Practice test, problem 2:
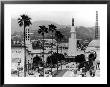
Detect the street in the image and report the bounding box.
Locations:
[13,62,100,77]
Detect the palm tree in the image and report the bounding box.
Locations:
[55,31,63,53]
[55,30,64,71]
[48,24,57,51]
[17,14,32,77]
[48,24,57,75]
[38,25,48,77]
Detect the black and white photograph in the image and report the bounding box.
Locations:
[4,3,107,84]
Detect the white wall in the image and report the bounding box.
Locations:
[11,47,25,71]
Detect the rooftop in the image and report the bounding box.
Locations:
[88,39,100,47]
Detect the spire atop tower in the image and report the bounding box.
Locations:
[72,18,74,26]
[95,11,99,39]
[71,18,76,33]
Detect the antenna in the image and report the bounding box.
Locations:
[95,11,98,39]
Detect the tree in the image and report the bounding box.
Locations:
[46,56,52,67]
[33,55,42,71]
[74,54,86,63]
[74,54,86,70]
[48,24,57,50]
[55,31,64,71]
[46,53,65,71]
[38,25,48,77]
[48,24,57,75]
[46,53,58,67]
[17,14,32,77]
[32,40,42,49]
[55,31,62,53]
[58,54,65,70]
[57,34,64,70]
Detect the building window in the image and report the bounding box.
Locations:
[26,36,27,39]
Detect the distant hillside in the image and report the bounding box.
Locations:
[11,19,23,34]
[11,19,100,42]
[11,19,66,34]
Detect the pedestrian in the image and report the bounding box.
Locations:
[48,72,52,77]
[89,65,96,77]
[81,67,86,77]
[73,67,78,77]
[96,60,100,70]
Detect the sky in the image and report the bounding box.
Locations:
[7,4,107,27]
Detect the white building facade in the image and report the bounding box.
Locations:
[11,46,25,76]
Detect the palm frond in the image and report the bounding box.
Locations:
[55,30,64,41]
[17,18,21,21]
[48,24,56,32]
[17,18,23,27]
[38,25,48,36]
[38,29,42,34]
[25,20,32,26]
[19,22,23,27]
[18,14,32,27]
[44,28,48,33]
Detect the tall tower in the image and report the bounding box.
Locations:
[25,26,32,51]
[25,26,30,46]
[68,18,77,56]
[95,11,99,39]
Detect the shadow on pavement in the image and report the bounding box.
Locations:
[52,69,68,77]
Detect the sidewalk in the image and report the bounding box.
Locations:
[62,70,74,77]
